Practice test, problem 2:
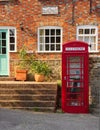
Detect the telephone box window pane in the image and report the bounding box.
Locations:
[69,57,80,63]
[10,44,15,51]
[70,63,81,68]
[2,48,6,54]
[2,40,6,46]
[2,32,6,39]
[69,69,81,75]
[70,75,81,79]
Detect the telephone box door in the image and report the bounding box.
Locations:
[62,41,89,113]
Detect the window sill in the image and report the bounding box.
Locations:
[36,51,62,53]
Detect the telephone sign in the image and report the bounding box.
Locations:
[62,41,89,113]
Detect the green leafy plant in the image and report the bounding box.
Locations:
[18,46,28,69]
[31,61,52,77]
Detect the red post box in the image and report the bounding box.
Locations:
[62,41,89,113]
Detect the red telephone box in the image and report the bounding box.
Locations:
[62,41,89,113]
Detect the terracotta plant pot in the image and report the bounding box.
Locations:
[34,73,45,82]
[15,70,27,81]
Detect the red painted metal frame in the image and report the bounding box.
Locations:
[62,41,89,113]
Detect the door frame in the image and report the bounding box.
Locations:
[0,29,9,76]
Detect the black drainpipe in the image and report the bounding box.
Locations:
[90,0,92,14]
[72,0,75,25]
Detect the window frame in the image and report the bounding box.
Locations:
[38,26,62,53]
[0,27,17,52]
[77,25,98,53]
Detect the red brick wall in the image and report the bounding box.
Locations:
[0,0,100,76]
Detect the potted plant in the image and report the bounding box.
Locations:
[15,46,28,81]
[31,60,52,82]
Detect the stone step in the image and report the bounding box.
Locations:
[0,82,57,89]
[0,89,57,94]
[0,95,56,101]
[0,82,58,112]
[0,107,55,112]
[0,101,55,107]
[0,77,15,81]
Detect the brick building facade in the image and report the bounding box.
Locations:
[0,0,100,112]
[0,0,100,76]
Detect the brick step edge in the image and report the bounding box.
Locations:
[0,107,56,112]
[0,95,56,100]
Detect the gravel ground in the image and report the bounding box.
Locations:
[0,108,99,130]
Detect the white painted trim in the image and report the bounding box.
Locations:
[0,26,17,52]
[38,26,63,53]
[76,25,98,53]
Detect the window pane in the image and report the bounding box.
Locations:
[10,29,15,36]
[10,37,15,43]
[91,29,95,34]
[45,29,49,35]
[91,36,96,43]
[2,40,6,46]
[38,27,62,52]
[56,29,60,35]
[2,48,6,54]
[56,44,60,51]
[10,44,15,51]
[78,36,83,41]
[56,37,60,43]
[40,37,44,43]
[0,47,1,54]
[2,32,6,39]
[91,44,96,51]
[45,44,49,51]
[85,29,90,34]
[51,37,55,43]
[51,29,55,35]
[79,29,83,34]
[84,36,89,43]
[40,29,44,36]
[45,37,49,43]
[0,40,1,46]
[0,33,2,39]
[40,44,44,51]
[51,44,55,51]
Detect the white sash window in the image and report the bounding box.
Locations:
[77,25,98,52]
[38,26,62,53]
